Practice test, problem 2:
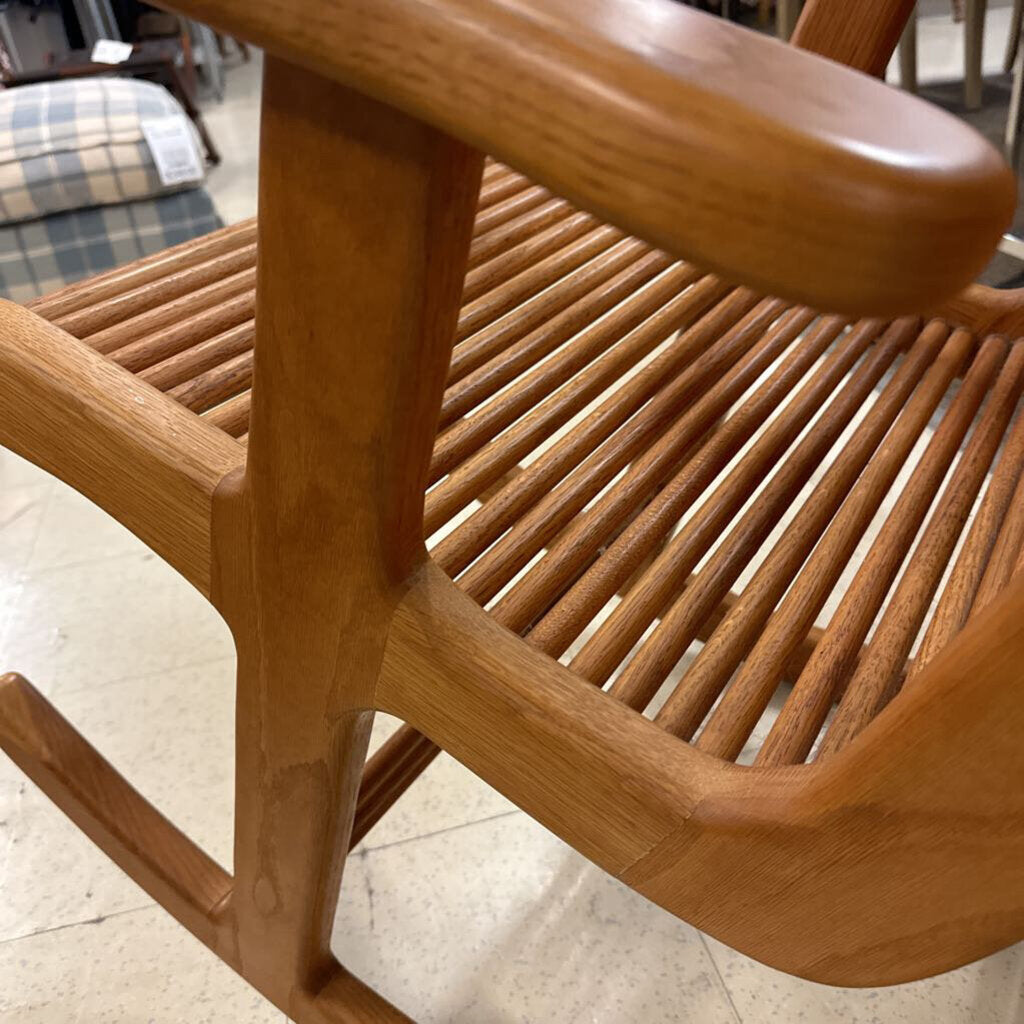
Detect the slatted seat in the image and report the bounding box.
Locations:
[25,166,1024,779]
[2,2,1023,1018]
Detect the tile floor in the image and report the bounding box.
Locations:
[3,13,1024,1024]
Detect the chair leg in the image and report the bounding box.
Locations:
[1005,0,1024,72]
[777,0,801,40]
[898,5,918,92]
[0,671,406,1022]
[965,0,987,110]
[1007,40,1024,168]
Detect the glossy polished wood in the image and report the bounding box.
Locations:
[154,0,1014,317]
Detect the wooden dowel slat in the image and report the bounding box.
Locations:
[349,725,442,849]
[168,349,255,413]
[761,335,1018,766]
[461,210,598,304]
[427,278,736,557]
[447,237,649,385]
[203,389,251,436]
[467,196,575,270]
[448,288,770,602]
[53,243,257,339]
[692,327,985,762]
[432,263,702,483]
[471,183,550,236]
[441,250,672,430]
[138,320,256,392]
[485,297,798,628]
[481,159,506,182]
[550,316,896,683]
[110,291,256,375]
[913,374,1024,670]
[815,340,1022,760]
[594,318,914,706]
[476,168,530,209]
[969,402,1024,615]
[456,224,623,342]
[85,267,255,355]
[898,345,1024,665]
[26,219,256,321]
[533,309,827,657]
[649,320,957,742]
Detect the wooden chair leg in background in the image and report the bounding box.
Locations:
[965,0,987,110]
[778,0,802,40]
[899,5,918,92]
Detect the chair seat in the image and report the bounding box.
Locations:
[26,162,1024,768]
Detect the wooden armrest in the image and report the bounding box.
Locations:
[157,0,1013,316]
[0,302,243,595]
[381,562,1024,986]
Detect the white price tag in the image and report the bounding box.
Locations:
[141,114,204,187]
[91,39,133,64]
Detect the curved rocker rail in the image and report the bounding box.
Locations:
[0,673,232,952]
[0,677,410,1024]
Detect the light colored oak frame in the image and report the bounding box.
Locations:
[0,1,1021,1020]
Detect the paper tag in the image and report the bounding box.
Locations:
[141,114,204,186]
[91,39,133,64]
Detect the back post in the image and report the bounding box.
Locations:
[793,0,917,74]
[210,56,483,1017]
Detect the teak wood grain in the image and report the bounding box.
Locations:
[0,0,1022,1020]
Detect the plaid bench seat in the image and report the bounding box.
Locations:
[0,76,222,301]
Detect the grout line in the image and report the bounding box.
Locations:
[354,808,523,855]
[0,485,55,660]
[0,900,154,949]
[24,544,180,580]
[51,652,237,700]
[699,931,745,1024]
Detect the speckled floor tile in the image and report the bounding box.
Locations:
[704,934,1024,1024]
[0,484,50,579]
[0,770,153,943]
[0,449,55,492]
[28,485,151,573]
[1,548,235,698]
[0,905,285,1023]
[332,811,741,1024]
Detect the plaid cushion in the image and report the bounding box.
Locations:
[0,188,222,301]
[0,77,205,225]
